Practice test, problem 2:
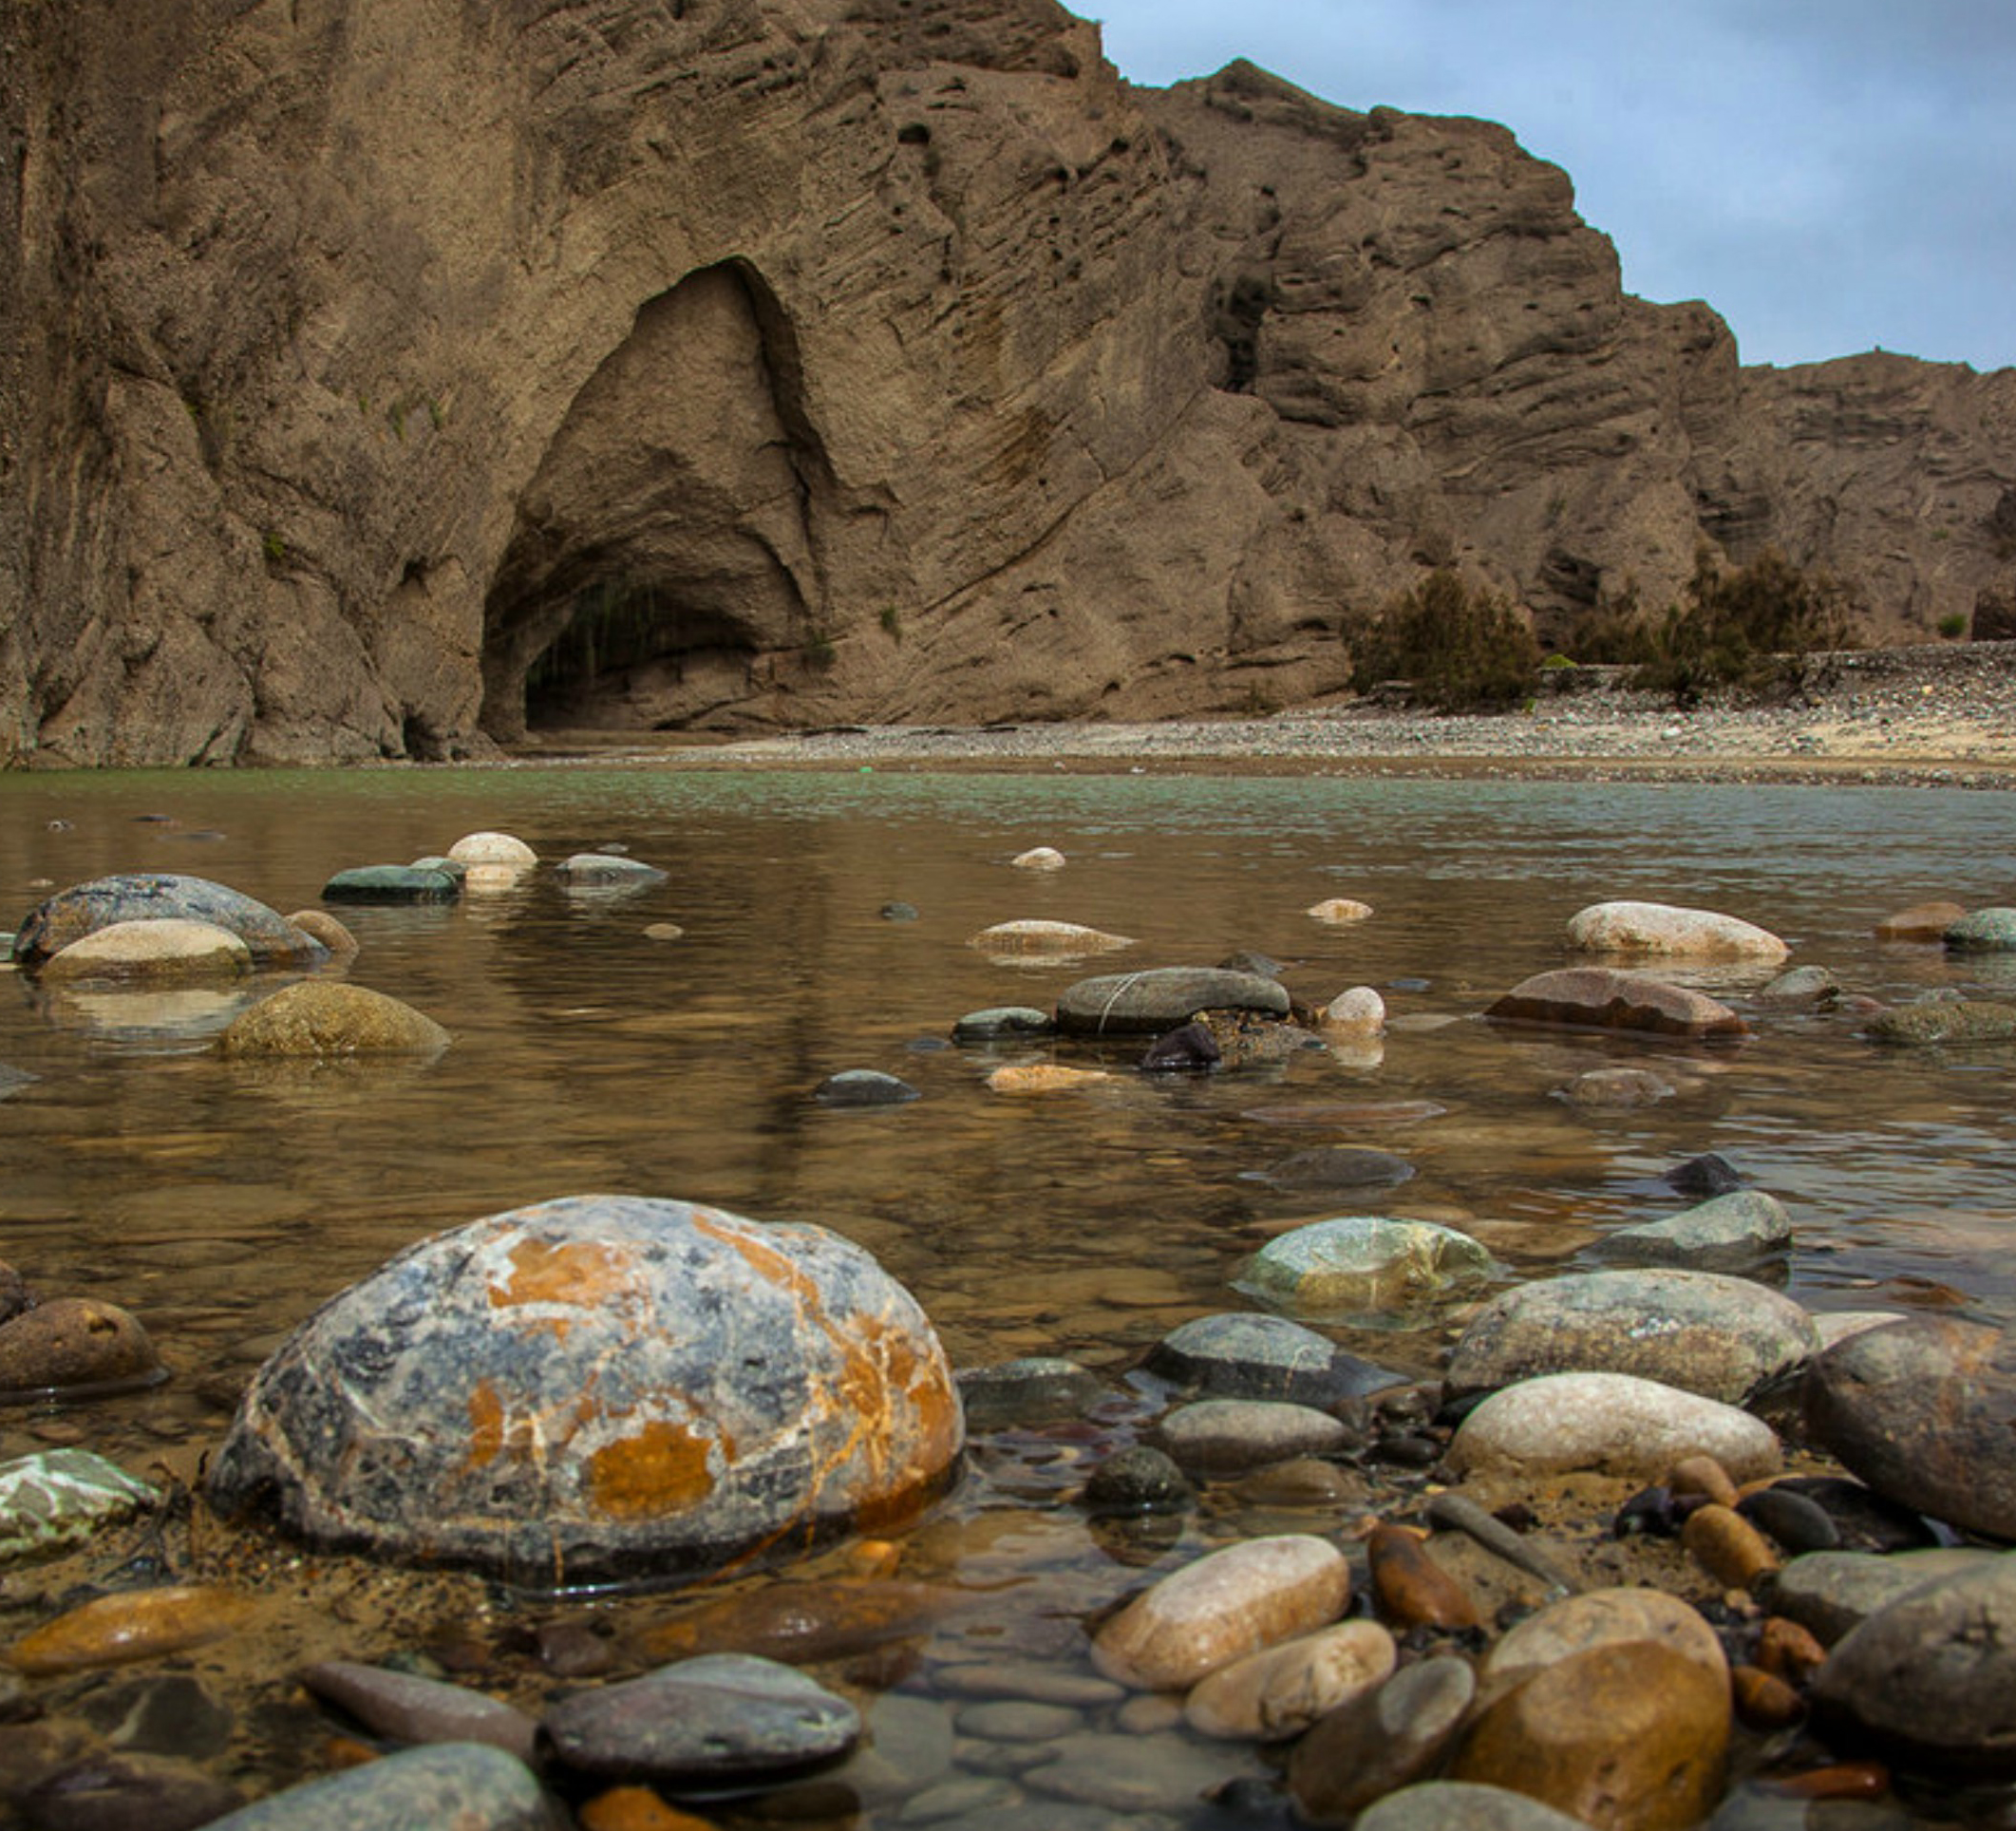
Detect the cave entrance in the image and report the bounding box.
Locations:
[479,261,825,742]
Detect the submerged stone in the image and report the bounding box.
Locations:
[193,1742,549,1831]
[10,874,328,971]
[951,1007,1054,1044]
[216,982,450,1058]
[204,1195,964,1588]
[1145,1313,1405,1406]
[1862,999,2016,1046]
[541,1652,859,1784]
[1234,1216,1490,1324]
[556,853,668,889]
[0,1448,159,1561]
[1945,907,2016,952]
[321,865,462,904]
[813,1068,919,1106]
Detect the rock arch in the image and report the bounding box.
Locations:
[480,261,833,741]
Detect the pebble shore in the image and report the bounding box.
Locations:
[642,643,2016,787]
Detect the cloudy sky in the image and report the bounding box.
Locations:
[1087,0,2015,373]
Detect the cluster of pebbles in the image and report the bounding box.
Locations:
[678,642,2016,786]
[4,853,2016,1828]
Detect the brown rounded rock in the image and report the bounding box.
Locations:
[1755,1615,1826,1685]
[1090,1534,1352,1691]
[1874,900,1968,942]
[1453,1641,1731,1831]
[1289,1654,1478,1825]
[284,908,361,956]
[1682,1503,1780,1591]
[0,1297,161,1396]
[1802,1316,2016,1539]
[8,1586,256,1675]
[1366,1524,1480,1632]
[217,980,449,1057]
[1484,968,1746,1039]
[206,1196,963,1588]
[1732,1664,1804,1730]
[1667,1454,1739,1508]
[1483,1588,1727,1701]
[1182,1617,1396,1741]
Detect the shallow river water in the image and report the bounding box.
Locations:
[0,762,2013,1822]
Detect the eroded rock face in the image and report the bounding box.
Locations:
[205,1195,964,1588]
[6,8,2011,764]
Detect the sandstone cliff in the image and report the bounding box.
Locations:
[3,0,2012,764]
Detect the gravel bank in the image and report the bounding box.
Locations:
[537,643,2016,787]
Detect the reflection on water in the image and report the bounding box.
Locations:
[3,765,2016,1813]
[1,766,2015,1445]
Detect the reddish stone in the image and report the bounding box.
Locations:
[1485,969,1746,1040]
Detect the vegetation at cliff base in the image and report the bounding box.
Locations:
[1352,569,1538,711]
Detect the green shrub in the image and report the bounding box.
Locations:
[1352,570,1539,711]
[1938,611,1969,640]
[1631,547,1854,706]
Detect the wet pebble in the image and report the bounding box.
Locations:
[1874,899,1967,941]
[1754,1615,1826,1685]
[954,1699,1077,1743]
[1485,968,1746,1039]
[958,1357,1104,1430]
[74,1673,233,1759]
[984,1064,1111,1095]
[1566,898,1788,961]
[9,1586,256,1677]
[1144,1312,1404,1407]
[813,1068,919,1106]
[0,1450,159,1560]
[1089,1534,1352,1691]
[1683,1503,1780,1590]
[1020,1729,1259,1813]
[1483,1585,1725,1705]
[300,1661,537,1759]
[556,854,667,889]
[320,864,460,903]
[1152,1399,1352,1476]
[1010,847,1065,871]
[932,1661,1124,1708]
[1811,1557,2016,1775]
[1356,1781,1594,1831]
[1250,1146,1414,1194]
[1802,1315,2016,1539]
[540,1653,858,1784]
[1138,1022,1219,1071]
[193,1741,548,1830]
[1234,1216,1487,1322]
[1762,1548,1997,1647]
[1732,1664,1805,1731]
[19,1750,242,1831]
[0,1302,162,1397]
[1081,1445,1193,1516]
[1453,1640,1731,1831]
[1588,1191,1793,1273]
[1446,1370,1783,1481]
[1444,1269,1816,1406]
[215,982,448,1057]
[1288,1656,1476,1822]
[1560,1067,1675,1109]
[950,1007,1051,1044]
[1182,1617,1396,1742]
[1738,1485,1839,1555]
[1366,1524,1481,1632]
[1307,898,1373,923]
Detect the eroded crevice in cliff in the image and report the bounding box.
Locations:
[480,261,828,740]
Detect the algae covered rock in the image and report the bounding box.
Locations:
[217,982,450,1058]
[206,1195,964,1587]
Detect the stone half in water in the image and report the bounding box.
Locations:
[9,873,329,971]
[204,1195,965,1592]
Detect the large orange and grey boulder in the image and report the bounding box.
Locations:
[205,1195,964,1588]
[10,875,328,971]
